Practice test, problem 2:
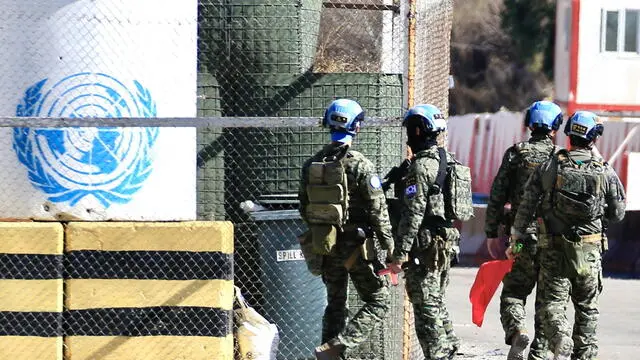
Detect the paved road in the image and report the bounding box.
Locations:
[444,267,640,359]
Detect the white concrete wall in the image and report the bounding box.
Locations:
[577,0,640,105]
[625,152,640,210]
[0,0,198,221]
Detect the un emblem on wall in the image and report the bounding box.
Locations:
[13,72,159,208]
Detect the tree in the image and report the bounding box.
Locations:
[501,0,556,78]
[449,0,551,115]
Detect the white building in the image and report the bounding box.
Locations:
[555,0,640,115]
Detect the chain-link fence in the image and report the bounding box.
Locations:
[198,119,405,360]
[0,0,453,359]
[0,118,418,360]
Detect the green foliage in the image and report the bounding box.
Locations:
[448,0,559,115]
[449,0,552,115]
[501,0,556,77]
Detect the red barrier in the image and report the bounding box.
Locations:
[449,113,640,277]
[449,113,640,198]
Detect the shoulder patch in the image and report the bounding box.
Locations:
[405,184,418,198]
[369,175,382,189]
[404,175,418,199]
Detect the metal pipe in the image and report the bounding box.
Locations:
[407,0,416,109]
[403,2,418,355]
[322,1,400,12]
[609,125,640,165]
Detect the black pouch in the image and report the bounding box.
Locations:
[417,227,432,250]
[424,231,448,271]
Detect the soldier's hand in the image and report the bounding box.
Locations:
[486,237,501,259]
[389,261,404,274]
[388,254,407,274]
[505,246,515,260]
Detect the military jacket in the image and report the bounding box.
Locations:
[394,146,457,257]
[485,134,556,238]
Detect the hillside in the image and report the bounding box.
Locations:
[449,0,555,115]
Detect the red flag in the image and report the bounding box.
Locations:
[469,259,514,327]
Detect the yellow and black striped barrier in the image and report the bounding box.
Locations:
[0,222,64,360]
[63,221,234,360]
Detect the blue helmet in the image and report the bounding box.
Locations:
[402,104,447,133]
[564,111,604,141]
[524,101,564,131]
[323,99,365,143]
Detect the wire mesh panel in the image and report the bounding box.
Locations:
[0,0,454,358]
[196,121,404,360]
[197,0,408,118]
[413,0,454,115]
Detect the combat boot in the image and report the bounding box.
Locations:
[446,336,461,359]
[446,343,460,359]
[552,336,573,360]
[507,331,530,360]
[314,338,346,360]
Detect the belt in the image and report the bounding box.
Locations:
[538,233,602,248]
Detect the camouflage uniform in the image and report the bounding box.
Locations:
[485,134,556,359]
[394,146,461,360]
[513,148,626,359]
[299,143,394,351]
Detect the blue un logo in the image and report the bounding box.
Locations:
[13,72,159,208]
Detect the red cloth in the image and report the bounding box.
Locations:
[468,259,514,327]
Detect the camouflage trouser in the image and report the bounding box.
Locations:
[405,234,459,360]
[500,246,548,360]
[538,246,603,360]
[321,246,390,350]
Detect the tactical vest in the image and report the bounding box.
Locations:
[511,141,557,209]
[305,153,349,255]
[547,150,606,225]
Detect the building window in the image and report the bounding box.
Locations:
[602,9,640,53]
[604,10,619,51]
[626,10,639,52]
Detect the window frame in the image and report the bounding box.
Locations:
[601,8,640,56]
[564,6,572,51]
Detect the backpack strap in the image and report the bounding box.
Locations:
[542,151,563,210]
[435,147,448,191]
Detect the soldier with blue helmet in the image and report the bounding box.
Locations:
[512,111,626,360]
[485,100,565,360]
[298,99,394,360]
[389,104,473,360]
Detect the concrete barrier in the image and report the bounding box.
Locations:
[0,222,63,360]
[64,221,234,360]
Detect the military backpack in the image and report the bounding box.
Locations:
[304,148,349,255]
[549,150,606,225]
[433,148,474,222]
